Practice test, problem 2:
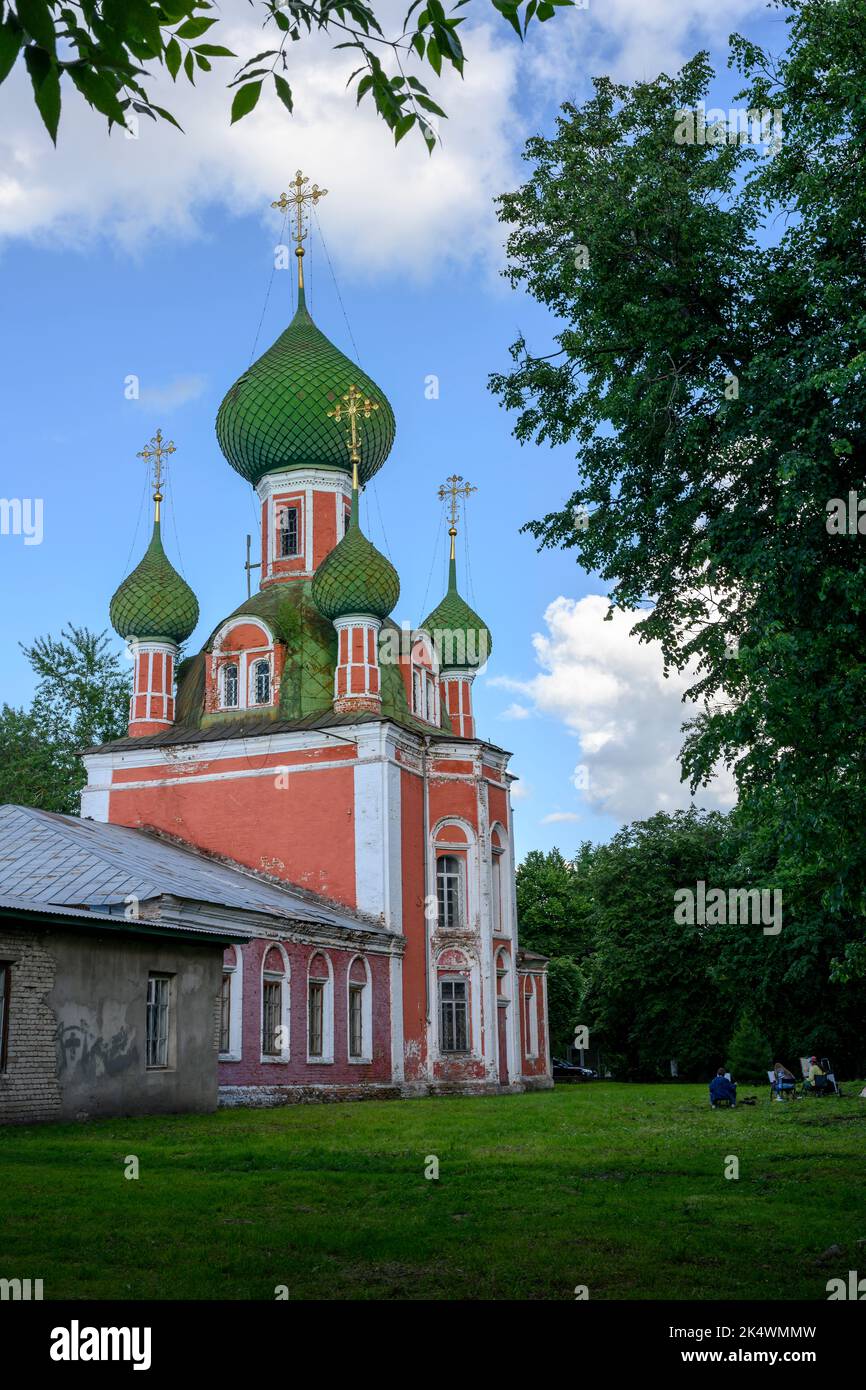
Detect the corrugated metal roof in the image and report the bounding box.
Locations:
[0,805,385,935]
[0,894,246,940]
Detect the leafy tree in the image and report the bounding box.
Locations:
[0,0,572,148]
[516,843,594,960]
[544,954,584,1056]
[726,1014,771,1085]
[490,0,866,960]
[0,626,130,814]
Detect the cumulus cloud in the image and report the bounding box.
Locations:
[134,374,208,411]
[500,702,532,720]
[496,594,736,823]
[0,2,519,279]
[0,0,767,276]
[541,811,582,825]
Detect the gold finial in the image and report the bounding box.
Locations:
[328,384,380,491]
[271,169,328,291]
[137,428,176,522]
[438,474,476,561]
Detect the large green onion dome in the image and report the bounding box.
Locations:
[110,517,199,645]
[311,488,400,622]
[215,287,396,487]
[421,555,492,669]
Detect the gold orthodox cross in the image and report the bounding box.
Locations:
[137,428,176,521]
[328,384,380,486]
[438,474,476,558]
[271,170,328,289]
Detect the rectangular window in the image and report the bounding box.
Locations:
[278,504,299,557]
[219,972,232,1054]
[0,962,10,1071]
[146,974,171,1069]
[262,979,282,1056]
[440,979,468,1053]
[308,981,324,1057]
[348,984,363,1059]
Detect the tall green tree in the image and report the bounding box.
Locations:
[0,626,130,814]
[516,843,595,960]
[491,0,866,966]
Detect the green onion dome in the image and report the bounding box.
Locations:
[110,518,199,645]
[215,287,396,488]
[311,489,400,622]
[421,555,492,669]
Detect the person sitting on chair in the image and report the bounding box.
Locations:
[804,1056,825,1092]
[772,1061,796,1099]
[709,1068,737,1108]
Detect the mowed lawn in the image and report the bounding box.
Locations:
[2,1082,865,1301]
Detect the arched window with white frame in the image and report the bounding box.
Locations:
[347,956,372,1063]
[251,657,271,706]
[260,945,290,1062]
[523,975,539,1060]
[220,945,243,1060]
[221,662,239,710]
[437,854,465,932]
[307,951,334,1062]
[491,824,509,937]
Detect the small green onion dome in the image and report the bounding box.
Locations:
[421,556,492,669]
[215,288,396,488]
[110,518,199,645]
[311,490,400,622]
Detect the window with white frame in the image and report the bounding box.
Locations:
[307,954,333,1061]
[524,977,539,1059]
[439,978,469,1052]
[221,661,239,709]
[251,658,271,706]
[348,984,363,1057]
[146,974,172,1069]
[277,503,300,558]
[219,970,232,1054]
[347,958,371,1061]
[437,854,464,931]
[262,978,282,1055]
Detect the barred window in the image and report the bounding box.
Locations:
[308,980,324,1057]
[252,659,271,705]
[348,983,364,1059]
[146,974,171,1069]
[222,662,239,709]
[278,504,299,558]
[437,854,464,931]
[219,971,232,1054]
[262,979,282,1056]
[440,978,468,1053]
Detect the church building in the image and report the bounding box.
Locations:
[79,173,552,1106]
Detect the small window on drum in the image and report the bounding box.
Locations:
[278,504,299,558]
[222,662,239,709]
[252,659,271,706]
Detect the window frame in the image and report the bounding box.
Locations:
[221,661,239,710]
[277,502,300,558]
[219,970,232,1055]
[261,977,283,1057]
[250,657,272,707]
[436,853,465,932]
[146,973,173,1070]
[439,976,469,1054]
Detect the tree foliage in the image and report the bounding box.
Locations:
[0,0,572,148]
[0,626,130,814]
[491,0,866,963]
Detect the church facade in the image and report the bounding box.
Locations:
[82,175,552,1104]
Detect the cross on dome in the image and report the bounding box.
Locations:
[328,383,381,485]
[271,169,328,290]
[438,473,476,560]
[137,428,176,521]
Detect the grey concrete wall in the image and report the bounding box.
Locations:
[0,922,223,1124]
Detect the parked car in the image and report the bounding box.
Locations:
[552,1058,597,1082]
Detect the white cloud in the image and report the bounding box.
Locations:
[0,2,520,280]
[135,374,208,411]
[510,781,531,802]
[541,811,582,825]
[500,701,531,720]
[503,594,736,823]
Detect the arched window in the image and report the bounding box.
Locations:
[491,826,507,936]
[523,976,539,1059]
[307,952,333,1062]
[220,945,243,1059]
[261,946,289,1061]
[347,956,372,1062]
[437,854,464,931]
[252,658,271,706]
[222,662,239,709]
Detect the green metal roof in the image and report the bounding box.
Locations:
[421,555,492,670]
[109,518,199,645]
[215,288,396,487]
[311,487,400,622]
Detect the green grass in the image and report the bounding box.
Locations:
[2,1082,865,1300]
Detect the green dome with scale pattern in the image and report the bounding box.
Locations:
[110,518,199,645]
[215,288,396,487]
[421,556,492,669]
[311,489,400,622]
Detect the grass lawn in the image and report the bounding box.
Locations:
[1,1081,865,1301]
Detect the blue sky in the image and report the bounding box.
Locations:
[0,0,782,859]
